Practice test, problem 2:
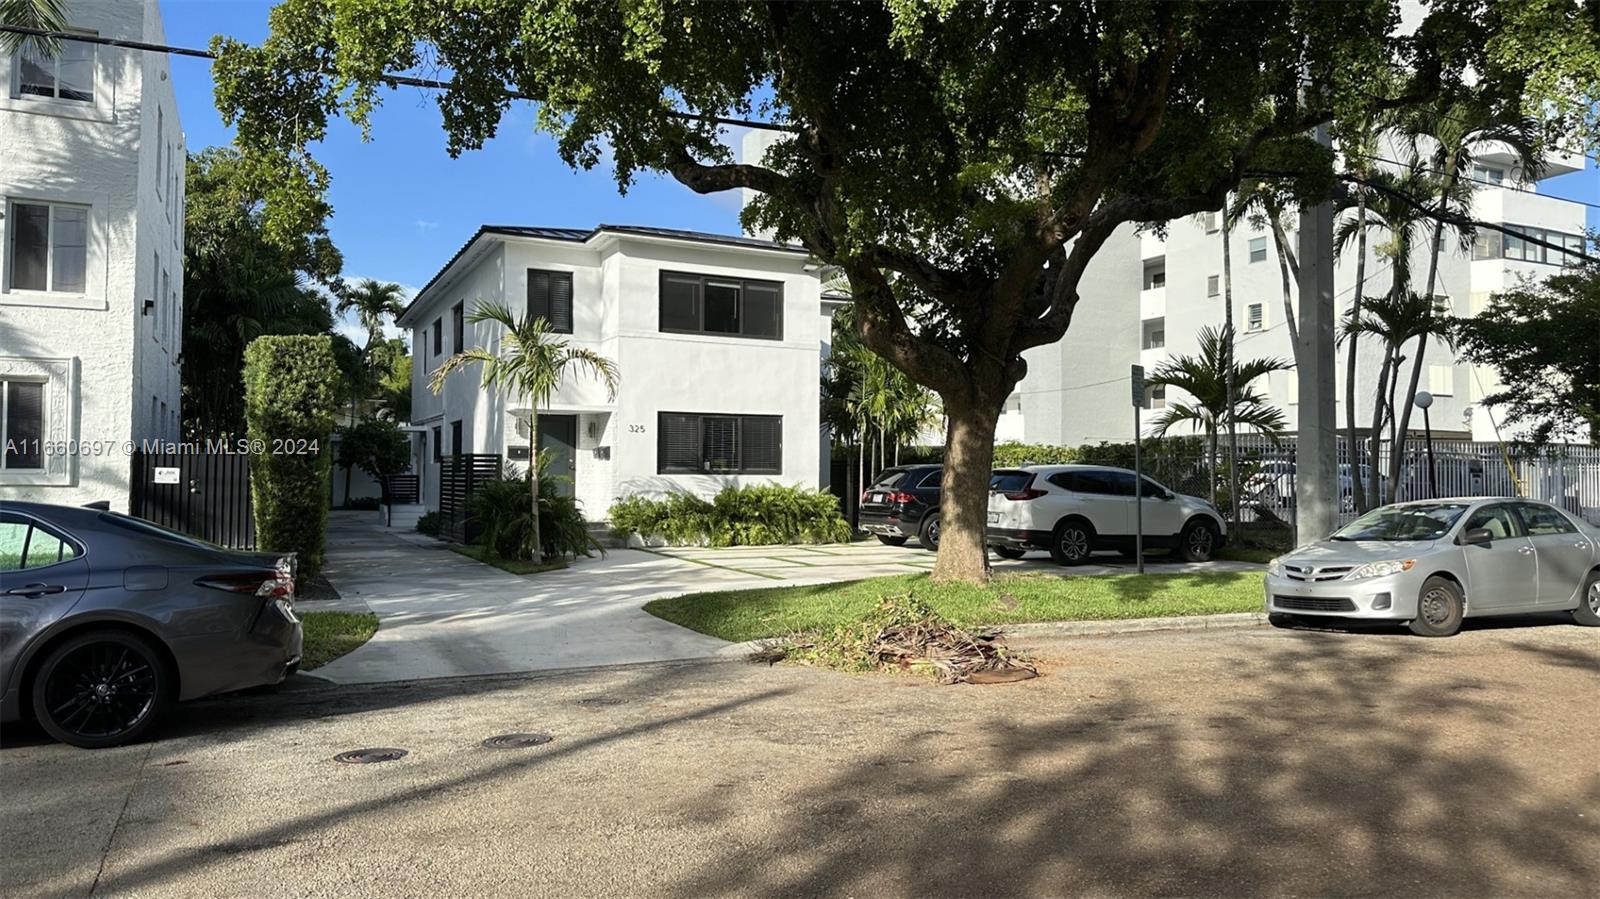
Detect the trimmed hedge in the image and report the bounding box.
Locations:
[244,335,342,581]
[609,483,852,547]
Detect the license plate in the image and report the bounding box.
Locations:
[986,512,999,524]
[871,493,885,503]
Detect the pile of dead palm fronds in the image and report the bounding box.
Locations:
[751,593,1037,684]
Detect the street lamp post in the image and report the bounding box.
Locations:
[1414,391,1437,499]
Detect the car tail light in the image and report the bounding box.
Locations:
[1004,488,1047,501]
[197,557,296,600]
[887,491,915,504]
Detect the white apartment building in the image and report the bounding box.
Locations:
[0,0,184,510]
[400,225,827,519]
[1018,146,1589,447]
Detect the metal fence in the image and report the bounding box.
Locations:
[129,449,256,549]
[438,453,502,544]
[1210,436,1600,526]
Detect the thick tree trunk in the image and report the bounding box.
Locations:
[528,410,542,561]
[931,397,1001,584]
[1220,202,1240,524]
[1346,191,1369,511]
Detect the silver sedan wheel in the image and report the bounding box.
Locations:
[1589,580,1600,616]
[1420,586,1455,627]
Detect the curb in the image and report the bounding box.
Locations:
[1004,612,1267,639]
[712,612,1267,659]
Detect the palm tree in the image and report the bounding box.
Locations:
[336,279,406,351]
[430,301,619,560]
[1229,179,1301,357]
[1340,290,1447,504]
[1381,99,1542,493]
[1333,163,1440,508]
[1147,326,1294,504]
[0,0,67,53]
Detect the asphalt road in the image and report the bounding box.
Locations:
[3,619,1596,898]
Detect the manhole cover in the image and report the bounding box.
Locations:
[333,747,408,764]
[482,733,553,750]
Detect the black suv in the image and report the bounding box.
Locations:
[858,464,944,550]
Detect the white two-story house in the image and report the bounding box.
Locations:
[0,0,184,510]
[400,225,826,519]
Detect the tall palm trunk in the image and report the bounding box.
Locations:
[1220,202,1239,523]
[1387,180,1454,498]
[528,409,542,560]
[1346,189,1370,511]
[1268,207,1301,357]
[1367,342,1394,505]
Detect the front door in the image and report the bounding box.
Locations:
[537,414,578,498]
[1459,503,1538,611]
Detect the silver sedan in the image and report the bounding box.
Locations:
[1265,497,1600,637]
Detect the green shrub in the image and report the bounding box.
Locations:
[415,511,443,537]
[609,483,851,546]
[468,461,598,561]
[243,335,341,581]
[335,417,411,507]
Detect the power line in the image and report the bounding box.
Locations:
[0,25,798,133]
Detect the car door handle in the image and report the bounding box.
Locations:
[4,583,66,598]
[1517,546,1535,555]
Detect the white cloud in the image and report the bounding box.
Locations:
[414,219,439,232]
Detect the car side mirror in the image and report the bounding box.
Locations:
[1460,527,1493,546]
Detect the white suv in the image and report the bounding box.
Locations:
[986,465,1227,565]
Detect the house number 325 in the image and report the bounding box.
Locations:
[628,424,647,433]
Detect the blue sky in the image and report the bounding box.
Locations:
[162,0,1596,333]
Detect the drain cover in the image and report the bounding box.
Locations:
[333,747,408,764]
[482,732,553,749]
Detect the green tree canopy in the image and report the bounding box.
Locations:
[1455,250,1600,448]
[212,0,1593,582]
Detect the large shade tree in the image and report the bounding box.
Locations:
[212,0,1583,583]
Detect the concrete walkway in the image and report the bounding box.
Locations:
[310,513,754,683]
[310,512,1263,684]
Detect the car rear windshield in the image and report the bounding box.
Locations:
[98,512,221,550]
[990,470,1034,492]
[1330,503,1468,541]
[868,470,908,489]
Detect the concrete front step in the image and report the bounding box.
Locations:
[383,503,428,529]
[586,522,625,549]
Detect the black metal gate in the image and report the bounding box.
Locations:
[439,453,502,544]
[129,450,256,549]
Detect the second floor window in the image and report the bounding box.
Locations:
[16,37,94,103]
[451,302,464,352]
[1246,303,1264,332]
[660,271,783,340]
[527,269,573,333]
[431,318,443,357]
[8,201,87,293]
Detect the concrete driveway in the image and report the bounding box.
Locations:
[309,514,1261,684]
[3,622,1594,897]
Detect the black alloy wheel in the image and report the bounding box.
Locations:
[32,631,171,748]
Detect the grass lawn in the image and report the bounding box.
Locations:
[644,570,1267,642]
[450,544,571,575]
[299,611,379,670]
[1215,545,1280,564]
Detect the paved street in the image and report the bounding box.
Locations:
[4,622,1595,898]
[308,512,1262,683]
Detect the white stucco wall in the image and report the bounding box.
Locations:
[0,0,181,511]
[1019,161,1587,448]
[403,228,824,521]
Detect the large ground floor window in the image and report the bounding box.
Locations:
[0,378,45,470]
[658,412,782,474]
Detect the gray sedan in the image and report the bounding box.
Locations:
[1265,497,1600,637]
[1,502,302,748]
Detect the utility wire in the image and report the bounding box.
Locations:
[0,25,798,133]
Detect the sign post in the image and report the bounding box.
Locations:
[1131,365,1147,574]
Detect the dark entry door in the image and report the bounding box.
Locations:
[537,414,578,498]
